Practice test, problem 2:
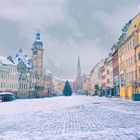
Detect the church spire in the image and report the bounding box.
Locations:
[75,56,83,93]
[77,56,81,76]
[77,56,80,69]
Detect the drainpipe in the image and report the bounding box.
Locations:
[134,31,138,93]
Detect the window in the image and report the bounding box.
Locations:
[139,69,140,79]
[132,71,133,80]
[138,52,140,60]
[134,55,135,64]
[133,39,135,47]
[126,73,128,81]
[131,57,133,66]
[128,58,130,67]
[130,41,132,49]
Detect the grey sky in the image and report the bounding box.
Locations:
[0,0,139,79]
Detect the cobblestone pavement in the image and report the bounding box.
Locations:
[0,96,140,140]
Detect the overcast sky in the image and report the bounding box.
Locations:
[0,0,139,79]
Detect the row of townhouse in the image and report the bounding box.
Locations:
[52,76,65,96]
[44,69,75,96]
[84,13,140,99]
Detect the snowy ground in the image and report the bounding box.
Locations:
[0,96,140,140]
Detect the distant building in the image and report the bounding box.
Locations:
[0,56,18,96]
[52,76,65,96]
[8,49,36,98]
[68,80,75,93]
[75,56,83,94]
[90,60,104,95]
[112,47,119,96]
[100,63,106,94]
[105,55,114,95]
[44,69,53,97]
[82,74,92,95]
[8,31,45,99]
[32,31,45,97]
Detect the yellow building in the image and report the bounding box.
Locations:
[118,41,126,98]
[119,13,140,99]
[118,36,136,99]
[135,22,140,93]
[52,76,65,96]
[83,75,92,95]
[89,60,105,95]
[0,56,18,95]
[127,13,140,96]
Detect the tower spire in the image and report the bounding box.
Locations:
[77,56,81,69]
[36,31,40,40]
[77,56,81,76]
[75,56,83,93]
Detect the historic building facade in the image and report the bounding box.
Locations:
[112,45,119,96]
[44,69,53,97]
[0,56,18,95]
[8,49,36,98]
[118,13,140,98]
[82,74,91,94]
[32,31,45,97]
[7,31,45,99]
[89,60,104,95]
[105,55,114,95]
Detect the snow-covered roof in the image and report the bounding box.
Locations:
[0,92,13,95]
[62,79,75,82]
[45,69,53,75]
[0,56,15,66]
[12,49,32,68]
[53,76,61,80]
[0,67,9,72]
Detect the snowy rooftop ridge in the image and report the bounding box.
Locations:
[0,55,15,66]
[45,69,74,82]
[12,49,32,68]
[0,92,13,95]
[62,79,75,82]
[45,69,53,75]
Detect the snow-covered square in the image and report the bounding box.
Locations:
[0,96,140,140]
